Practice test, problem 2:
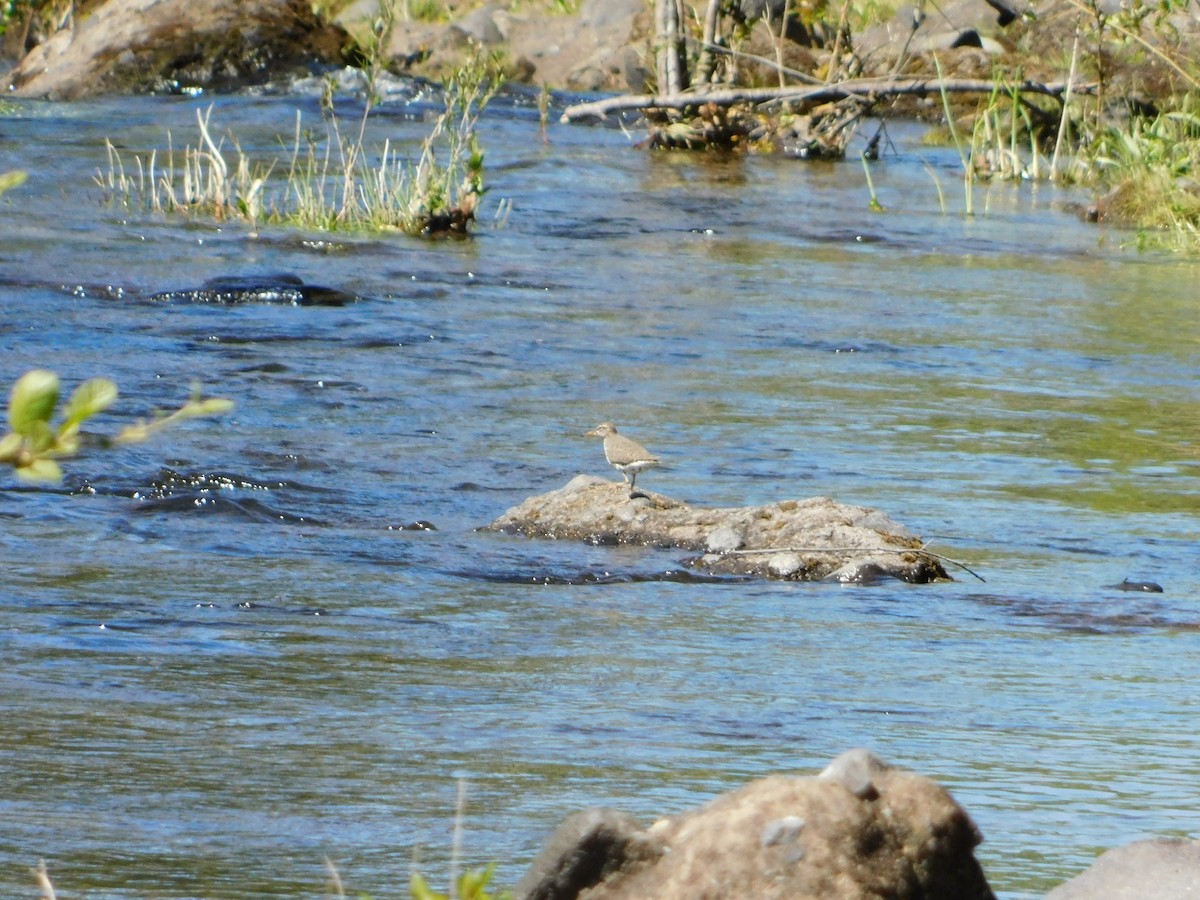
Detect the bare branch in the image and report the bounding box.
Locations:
[562,76,1093,123]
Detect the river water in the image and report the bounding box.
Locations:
[2,82,1199,899]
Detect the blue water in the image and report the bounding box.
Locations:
[2,86,1199,898]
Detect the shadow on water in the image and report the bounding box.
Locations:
[446,563,745,586]
[968,592,1200,635]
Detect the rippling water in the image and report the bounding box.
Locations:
[2,84,1200,898]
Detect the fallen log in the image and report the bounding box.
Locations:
[485,475,956,583]
[561,75,1090,122]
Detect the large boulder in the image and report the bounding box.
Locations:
[338,0,649,91]
[1045,838,1200,899]
[516,749,996,900]
[486,476,950,583]
[3,0,350,99]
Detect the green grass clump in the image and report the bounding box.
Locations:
[1087,97,1200,248]
[97,48,499,236]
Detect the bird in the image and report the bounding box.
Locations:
[585,422,660,496]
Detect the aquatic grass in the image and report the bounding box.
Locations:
[860,154,883,211]
[929,58,1094,215]
[922,162,947,215]
[280,54,495,233]
[935,64,1060,185]
[98,52,498,235]
[321,780,512,900]
[966,80,1048,182]
[97,106,274,227]
[933,54,974,215]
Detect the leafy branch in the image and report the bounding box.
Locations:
[0,369,233,483]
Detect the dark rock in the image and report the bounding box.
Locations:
[735,0,791,23]
[391,520,438,532]
[1110,578,1164,593]
[148,274,358,306]
[515,750,996,900]
[982,0,1024,26]
[855,0,1018,67]
[452,4,508,45]
[485,476,949,583]
[1045,838,1200,899]
[515,809,664,900]
[372,0,648,93]
[3,0,351,99]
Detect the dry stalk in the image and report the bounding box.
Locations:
[1051,30,1080,181]
[33,860,56,900]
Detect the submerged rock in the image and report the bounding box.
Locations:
[485,475,949,583]
[3,0,350,99]
[148,274,358,306]
[1045,838,1200,899]
[1108,578,1164,593]
[515,749,996,900]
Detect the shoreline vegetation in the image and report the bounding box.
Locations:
[2,1,1200,247]
[569,0,1200,250]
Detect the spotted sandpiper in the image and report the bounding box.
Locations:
[585,422,660,496]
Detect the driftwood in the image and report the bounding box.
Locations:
[561,76,1089,123]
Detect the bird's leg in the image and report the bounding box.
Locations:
[628,471,638,496]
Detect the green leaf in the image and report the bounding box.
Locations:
[55,429,80,456]
[188,397,235,416]
[16,457,63,483]
[0,169,27,197]
[63,378,118,428]
[460,863,507,900]
[409,872,447,900]
[9,369,60,435]
[22,419,56,454]
[113,421,152,446]
[0,431,22,462]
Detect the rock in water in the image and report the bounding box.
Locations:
[485,476,949,583]
[515,749,996,900]
[4,0,350,99]
[148,274,358,306]
[1045,838,1200,899]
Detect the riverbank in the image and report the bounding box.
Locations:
[5,0,1197,104]
[8,0,1200,245]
